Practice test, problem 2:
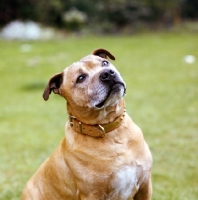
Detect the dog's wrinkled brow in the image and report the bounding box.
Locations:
[80,59,100,69]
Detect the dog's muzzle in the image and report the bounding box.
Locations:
[95,69,126,108]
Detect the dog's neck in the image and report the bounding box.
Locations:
[67,98,125,125]
[66,98,125,138]
[69,109,126,138]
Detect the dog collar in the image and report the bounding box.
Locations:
[69,110,126,138]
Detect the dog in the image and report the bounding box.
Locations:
[21,48,152,200]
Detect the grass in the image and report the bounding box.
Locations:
[0,32,198,200]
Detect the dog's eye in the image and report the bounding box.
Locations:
[76,75,86,84]
[102,60,109,67]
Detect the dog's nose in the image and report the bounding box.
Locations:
[100,69,116,82]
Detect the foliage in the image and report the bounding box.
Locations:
[0,32,198,199]
[181,0,198,19]
[62,8,87,31]
[0,0,198,31]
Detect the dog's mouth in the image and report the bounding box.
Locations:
[95,99,106,109]
[95,82,126,108]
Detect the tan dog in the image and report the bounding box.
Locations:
[21,48,152,200]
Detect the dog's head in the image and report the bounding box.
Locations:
[43,48,126,123]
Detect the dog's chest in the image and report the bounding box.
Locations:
[108,166,139,200]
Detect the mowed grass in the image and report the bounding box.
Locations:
[0,32,197,200]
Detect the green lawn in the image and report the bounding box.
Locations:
[0,32,197,200]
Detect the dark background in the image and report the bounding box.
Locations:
[0,0,198,33]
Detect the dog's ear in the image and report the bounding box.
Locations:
[92,48,115,60]
[43,72,63,101]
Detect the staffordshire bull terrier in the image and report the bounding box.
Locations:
[21,48,152,200]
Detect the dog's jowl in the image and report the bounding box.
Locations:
[21,48,152,200]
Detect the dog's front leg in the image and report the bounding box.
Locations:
[134,177,152,200]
